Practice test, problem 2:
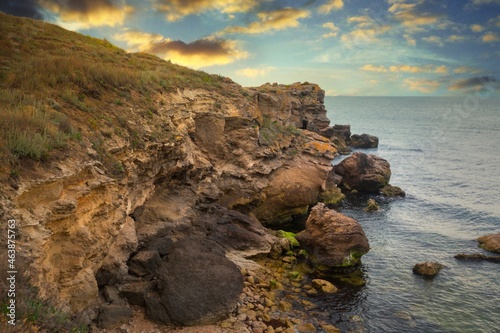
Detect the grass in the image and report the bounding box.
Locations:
[259,115,303,146]
[0,12,226,170]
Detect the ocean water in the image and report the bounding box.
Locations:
[317,97,500,333]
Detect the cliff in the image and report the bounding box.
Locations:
[0,12,344,327]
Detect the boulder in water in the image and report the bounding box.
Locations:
[349,133,379,148]
[477,233,500,253]
[412,262,444,277]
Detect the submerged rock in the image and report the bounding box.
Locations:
[454,253,500,263]
[364,198,380,212]
[412,262,444,277]
[477,233,500,253]
[334,152,391,193]
[312,279,338,293]
[296,203,370,272]
[381,184,406,197]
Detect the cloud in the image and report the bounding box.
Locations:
[470,0,500,5]
[448,76,499,92]
[422,35,443,46]
[403,78,441,93]
[454,66,479,74]
[114,31,248,68]
[0,0,43,19]
[154,0,258,21]
[341,15,391,44]
[235,66,276,77]
[482,33,499,42]
[322,22,340,38]
[389,1,441,32]
[360,64,388,73]
[470,24,484,32]
[448,35,466,42]
[39,0,133,29]
[222,8,310,35]
[389,64,448,74]
[403,33,417,45]
[318,0,344,14]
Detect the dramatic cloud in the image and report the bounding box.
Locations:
[154,0,258,21]
[481,33,499,42]
[235,66,276,77]
[322,22,340,38]
[448,76,499,92]
[0,0,42,19]
[114,31,248,68]
[39,0,133,29]
[403,78,441,93]
[360,64,388,73]
[318,0,344,14]
[222,8,310,35]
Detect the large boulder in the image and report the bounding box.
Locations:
[477,233,500,253]
[349,133,379,148]
[146,238,244,326]
[334,152,391,192]
[296,203,370,272]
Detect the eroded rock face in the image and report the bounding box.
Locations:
[147,238,243,326]
[334,152,391,193]
[296,203,370,272]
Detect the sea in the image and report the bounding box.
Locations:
[313,96,500,333]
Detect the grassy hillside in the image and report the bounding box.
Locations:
[0,12,229,178]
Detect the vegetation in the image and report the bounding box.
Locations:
[0,12,225,173]
[0,255,88,332]
[259,115,302,146]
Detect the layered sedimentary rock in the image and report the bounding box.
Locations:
[3,80,343,325]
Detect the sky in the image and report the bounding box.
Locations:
[1,0,499,96]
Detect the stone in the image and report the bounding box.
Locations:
[454,253,500,263]
[381,184,406,197]
[321,324,341,333]
[97,304,133,329]
[147,238,244,326]
[412,262,444,277]
[349,133,379,148]
[128,250,162,278]
[311,279,338,293]
[297,323,316,332]
[334,152,392,193]
[477,233,500,253]
[364,198,380,212]
[296,203,370,272]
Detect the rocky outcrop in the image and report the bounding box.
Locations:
[412,262,444,277]
[334,152,391,193]
[477,233,500,253]
[454,253,500,263]
[296,203,370,272]
[349,133,379,148]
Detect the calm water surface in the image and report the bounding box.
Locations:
[313,97,500,333]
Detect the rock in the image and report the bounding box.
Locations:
[381,184,406,197]
[296,203,370,272]
[412,262,444,277]
[477,233,500,253]
[454,253,500,263]
[321,324,341,333]
[119,281,154,307]
[97,304,133,329]
[311,279,338,293]
[297,323,316,332]
[128,250,162,278]
[146,237,244,326]
[364,198,380,212]
[334,152,392,193]
[349,133,379,148]
[332,125,351,141]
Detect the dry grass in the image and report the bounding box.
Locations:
[0,12,224,168]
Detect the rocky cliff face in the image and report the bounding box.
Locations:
[3,78,343,322]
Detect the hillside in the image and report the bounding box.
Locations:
[0,12,349,332]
